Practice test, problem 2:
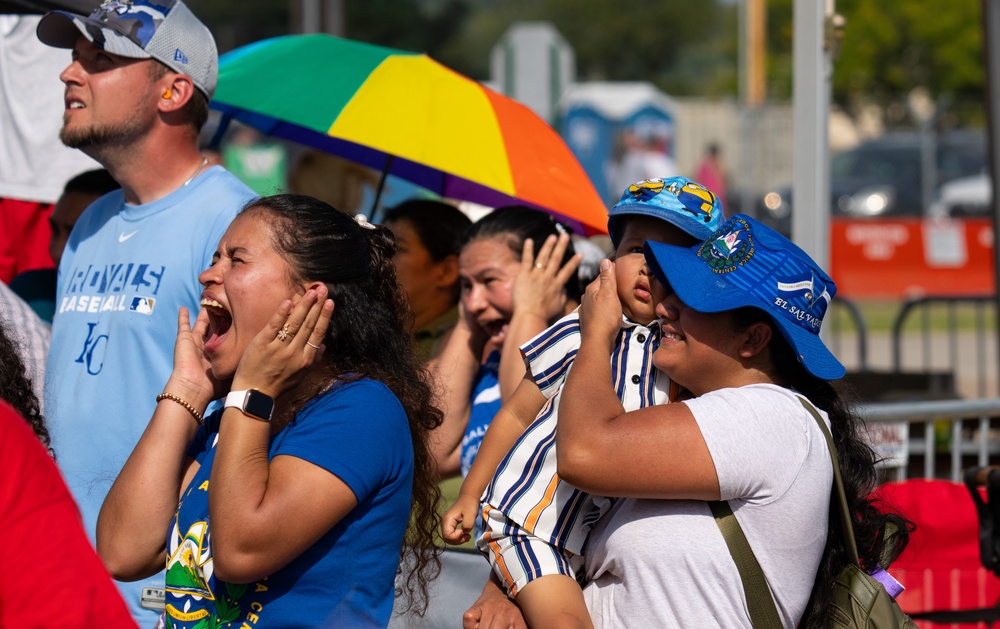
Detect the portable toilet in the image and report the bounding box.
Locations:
[560,82,677,204]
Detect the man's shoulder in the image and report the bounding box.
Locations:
[192,167,257,204]
[69,189,126,238]
[165,167,255,228]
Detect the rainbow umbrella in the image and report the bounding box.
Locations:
[210,34,607,235]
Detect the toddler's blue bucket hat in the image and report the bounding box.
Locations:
[608,177,726,246]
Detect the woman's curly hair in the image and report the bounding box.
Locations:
[242,195,442,614]
[0,320,51,450]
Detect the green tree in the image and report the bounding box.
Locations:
[833,0,983,126]
[766,0,984,126]
[197,0,291,54]
[434,0,738,97]
[345,0,470,60]
[197,0,739,98]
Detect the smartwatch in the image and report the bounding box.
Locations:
[224,389,275,422]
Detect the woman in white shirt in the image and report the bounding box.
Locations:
[552,214,911,628]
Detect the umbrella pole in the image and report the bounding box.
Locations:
[370,155,393,222]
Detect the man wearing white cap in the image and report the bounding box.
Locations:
[36,1,254,624]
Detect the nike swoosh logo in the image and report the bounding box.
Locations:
[119,230,139,242]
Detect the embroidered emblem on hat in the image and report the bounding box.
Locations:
[627,179,666,198]
[698,217,754,273]
[777,273,831,309]
[174,48,188,64]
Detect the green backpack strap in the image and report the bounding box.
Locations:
[710,500,784,629]
[711,395,859,629]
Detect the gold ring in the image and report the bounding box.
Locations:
[306,341,321,350]
[277,325,294,341]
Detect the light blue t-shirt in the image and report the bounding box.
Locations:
[44,166,254,625]
[163,378,414,628]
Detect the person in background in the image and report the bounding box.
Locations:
[694,142,727,204]
[99,195,442,628]
[383,199,472,362]
[0,318,135,628]
[0,313,49,449]
[288,148,379,216]
[0,14,99,285]
[607,130,678,204]
[10,168,120,323]
[36,0,255,622]
[428,206,582,480]
[0,280,50,411]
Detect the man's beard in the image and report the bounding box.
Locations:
[60,116,147,152]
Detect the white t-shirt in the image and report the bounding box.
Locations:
[0,16,98,203]
[582,384,833,628]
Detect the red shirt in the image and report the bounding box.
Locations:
[0,400,136,628]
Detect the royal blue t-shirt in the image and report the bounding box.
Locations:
[460,350,501,478]
[161,378,414,629]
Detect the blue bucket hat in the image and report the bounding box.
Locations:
[608,177,726,247]
[643,214,845,381]
[37,0,218,99]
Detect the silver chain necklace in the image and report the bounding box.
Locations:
[183,157,210,186]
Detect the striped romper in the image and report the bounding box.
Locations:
[477,309,677,596]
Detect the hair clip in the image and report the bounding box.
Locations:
[354,214,376,230]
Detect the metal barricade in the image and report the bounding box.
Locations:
[890,294,997,399]
[829,296,868,370]
[859,397,1000,481]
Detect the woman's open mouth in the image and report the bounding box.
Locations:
[482,319,509,346]
[200,297,232,353]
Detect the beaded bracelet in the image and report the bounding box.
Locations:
[156,392,205,425]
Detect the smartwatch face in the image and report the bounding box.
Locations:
[244,390,274,421]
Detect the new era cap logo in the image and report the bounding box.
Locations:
[174,48,188,64]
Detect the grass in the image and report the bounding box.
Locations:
[829,298,998,335]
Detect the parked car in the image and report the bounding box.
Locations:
[757,130,986,234]
[931,172,991,218]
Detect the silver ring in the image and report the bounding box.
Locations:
[534,262,544,269]
[306,341,321,350]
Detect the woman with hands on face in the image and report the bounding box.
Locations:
[427,206,582,480]
[97,194,443,629]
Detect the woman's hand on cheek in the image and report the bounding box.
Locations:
[579,259,623,353]
[512,232,583,324]
[165,307,223,408]
[231,285,335,398]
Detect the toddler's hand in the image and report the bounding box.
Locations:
[441,494,480,545]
